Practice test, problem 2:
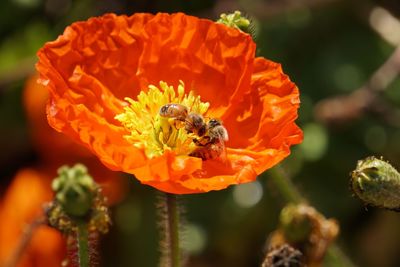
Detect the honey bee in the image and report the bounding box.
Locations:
[190,119,229,161]
[159,103,188,121]
[207,119,229,142]
[192,119,228,145]
[159,103,229,160]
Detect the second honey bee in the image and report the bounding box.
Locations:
[159,103,229,160]
[190,119,228,160]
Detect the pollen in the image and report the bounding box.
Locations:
[115,81,209,158]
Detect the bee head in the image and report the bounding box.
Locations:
[187,113,203,127]
[160,105,169,114]
[208,119,222,128]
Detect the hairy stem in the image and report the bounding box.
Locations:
[158,193,183,267]
[77,221,90,267]
[267,165,356,267]
[166,193,181,267]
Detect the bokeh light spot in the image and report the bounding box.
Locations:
[12,0,40,8]
[299,123,328,161]
[182,223,207,254]
[369,7,400,46]
[114,200,141,234]
[233,181,263,208]
[333,64,364,92]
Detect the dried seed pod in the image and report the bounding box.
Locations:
[262,244,303,267]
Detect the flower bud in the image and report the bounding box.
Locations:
[280,204,313,243]
[52,164,96,217]
[217,11,251,33]
[350,156,400,210]
[47,164,110,234]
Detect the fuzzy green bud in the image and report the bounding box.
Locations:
[350,156,400,210]
[217,11,251,33]
[280,204,313,243]
[52,164,96,217]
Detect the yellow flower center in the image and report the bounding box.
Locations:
[115,81,209,158]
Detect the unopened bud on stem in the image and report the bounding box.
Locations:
[47,164,111,267]
[280,204,313,244]
[350,156,400,211]
[47,164,110,234]
[217,11,251,33]
[52,164,96,217]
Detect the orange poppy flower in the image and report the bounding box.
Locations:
[36,12,302,194]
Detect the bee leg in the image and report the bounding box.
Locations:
[193,138,200,145]
[193,136,210,146]
[197,125,206,137]
[193,138,206,146]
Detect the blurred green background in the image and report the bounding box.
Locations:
[2,0,400,266]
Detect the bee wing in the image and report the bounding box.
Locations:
[209,125,229,142]
[221,126,229,142]
[184,118,194,131]
[214,138,228,163]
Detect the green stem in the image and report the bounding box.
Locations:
[267,166,303,204]
[326,244,357,267]
[267,165,356,267]
[77,221,89,267]
[165,193,181,267]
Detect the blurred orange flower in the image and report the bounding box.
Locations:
[0,169,65,267]
[0,75,126,267]
[36,12,302,194]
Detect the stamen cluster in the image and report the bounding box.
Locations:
[115,81,210,158]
